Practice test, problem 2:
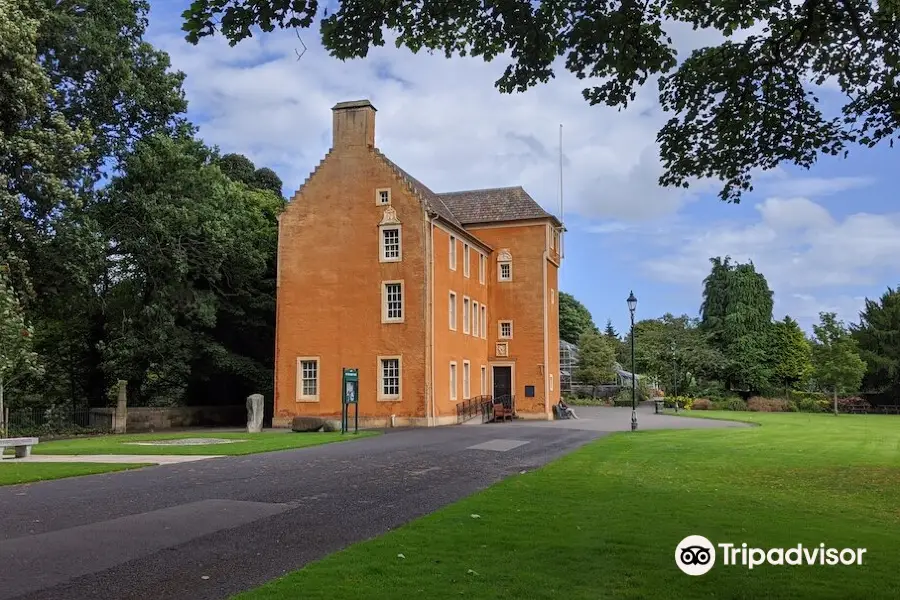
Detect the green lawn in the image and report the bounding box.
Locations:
[0,462,146,486]
[29,431,378,456]
[236,413,900,599]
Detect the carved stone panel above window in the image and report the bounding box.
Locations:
[495,342,509,357]
[380,206,400,225]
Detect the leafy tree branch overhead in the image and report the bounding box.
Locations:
[182,0,899,202]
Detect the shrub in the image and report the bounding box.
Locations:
[797,397,825,413]
[692,398,712,410]
[664,395,693,409]
[720,398,748,411]
[747,396,792,412]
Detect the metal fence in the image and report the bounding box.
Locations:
[2,406,113,438]
[456,396,494,424]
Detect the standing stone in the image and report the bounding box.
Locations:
[114,380,128,434]
[246,394,264,433]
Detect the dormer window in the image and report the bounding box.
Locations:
[376,188,391,205]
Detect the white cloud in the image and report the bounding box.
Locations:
[149,18,735,222]
[762,176,875,198]
[638,197,900,324]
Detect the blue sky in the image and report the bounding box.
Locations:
[147,2,899,335]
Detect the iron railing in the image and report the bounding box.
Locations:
[456,396,494,424]
[2,406,113,438]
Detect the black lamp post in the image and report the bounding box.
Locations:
[627,291,637,431]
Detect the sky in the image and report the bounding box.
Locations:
[147,2,899,335]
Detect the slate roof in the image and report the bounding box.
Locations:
[376,152,464,228]
[437,186,560,226]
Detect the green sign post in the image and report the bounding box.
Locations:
[341,368,359,434]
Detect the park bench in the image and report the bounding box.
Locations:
[493,402,512,422]
[0,437,39,458]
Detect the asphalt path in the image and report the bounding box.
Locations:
[0,407,746,600]
[0,421,605,600]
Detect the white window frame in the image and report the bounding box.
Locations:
[481,305,487,339]
[463,360,471,400]
[498,261,512,281]
[449,235,457,270]
[375,187,391,206]
[479,254,485,284]
[499,320,513,339]
[296,357,320,402]
[378,355,402,401]
[379,225,402,263]
[463,296,471,334]
[450,361,458,401]
[382,280,405,323]
[551,289,555,305]
[472,301,479,337]
[481,365,487,395]
[550,374,554,392]
[463,244,470,278]
[449,291,457,331]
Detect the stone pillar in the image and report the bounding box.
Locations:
[246,394,264,433]
[114,380,128,434]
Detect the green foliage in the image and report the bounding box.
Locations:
[700,257,775,394]
[852,287,900,397]
[716,398,748,412]
[252,167,284,197]
[0,266,43,383]
[97,134,282,406]
[183,1,900,203]
[559,292,598,344]
[811,312,867,412]
[771,316,813,392]
[603,319,618,339]
[574,330,616,388]
[666,395,694,410]
[218,153,257,184]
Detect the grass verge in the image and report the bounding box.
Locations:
[29,431,379,456]
[236,413,900,599]
[0,462,146,486]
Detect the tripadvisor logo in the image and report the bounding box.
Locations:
[675,536,867,576]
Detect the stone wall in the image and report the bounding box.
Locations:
[90,405,245,432]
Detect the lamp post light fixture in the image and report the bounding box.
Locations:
[627,291,638,431]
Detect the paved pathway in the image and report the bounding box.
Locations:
[0,406,744,600]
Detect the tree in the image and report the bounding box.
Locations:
[182,1,899,203]
[97,134,281,406]
[574,330,616,398]
[771,316,813,395]
[0,265,43,436]
[812,312,867,415]
[852,287,900,397]
[252,167,284,197]
[218,153,257,185]
[700,256,775,394]
[603,319,618,340]
[559,292,597,344]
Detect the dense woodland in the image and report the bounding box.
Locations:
[560,260,900,411]
[1,0,284,413]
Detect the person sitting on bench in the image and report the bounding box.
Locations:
[558,399,579,419]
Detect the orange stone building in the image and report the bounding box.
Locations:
[274,100,563,427]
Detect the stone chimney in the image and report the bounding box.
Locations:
[332,99,376,149]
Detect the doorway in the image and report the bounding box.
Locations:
[492,365,512,402]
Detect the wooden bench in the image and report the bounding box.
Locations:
[493,403,512,422]
[0,437,39,458]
